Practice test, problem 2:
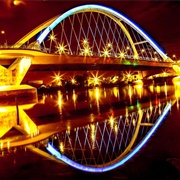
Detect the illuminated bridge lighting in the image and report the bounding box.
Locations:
[30,4,170,62]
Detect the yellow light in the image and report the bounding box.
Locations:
[172,76,180,86]
[106,43,112,48]
[141,49,145,53]
[52,72,64,86]
[13,0,25,6]
[71,78,76,84]
[82,39,88,45]
[72,90,77,108]
[118,52,125,59]
[7,141,10,150]
[90,124,96,144]
[101,47,110,58]
[109,116,114,129]
[0,141,3,150]
[156,86,161,93]
[88,71,103,86]
[50,35,55,41]
[56,90,66,116]
[56,43,67,54]
[1,30,5,34]
[113,87,119,98]
[48,32,57,41]
[81,47,91,56]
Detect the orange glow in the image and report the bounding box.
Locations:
[13,0,25,6]
[1,30,5,34]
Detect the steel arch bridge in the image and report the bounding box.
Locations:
[1,4,177,86]
[13,4,171,62]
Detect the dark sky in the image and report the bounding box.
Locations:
[0,0,180,59]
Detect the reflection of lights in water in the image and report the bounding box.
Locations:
[103,88,107,98]
[155,86,161,93]
[134,84,143,98]
[109,116,114,129]
[46,102,172,172]
[174,85,180,110]
[132,118,136,126]
[149,85,154,93]
[0,141,3,150]
[90,124,96,148]
[57,90,63,116]
[146,112,150,122]
[128,85,132,104]
[7,141,10,150]
[113,87,120,99]
[114,124,118,134]
[149,101,153,113]
[164,82,167,97]
[67,125,71,135]
[158,102,161,115]
[89,87,101,114]
[40,93,46,104]
[72,90,77,109]
[90,114,94,123]
[125,117,129,126]
[108,116,118,133]
[66,94,68,101]
[125,106,129,117]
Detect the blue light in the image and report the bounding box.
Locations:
[37,4,168,60]
[46,103,171,172]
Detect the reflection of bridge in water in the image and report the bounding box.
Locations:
[46,101,172,172]
[0,84,177,172]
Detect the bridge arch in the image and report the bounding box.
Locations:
[34,4,168,61]
[13,4,171,62]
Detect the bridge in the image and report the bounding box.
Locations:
[0,4,179,87]
[0,4,179,173]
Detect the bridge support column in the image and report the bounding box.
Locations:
[172,64,180,75]
[8,56,32,85]
[0,65,12,85]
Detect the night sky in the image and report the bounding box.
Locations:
[0,0,180,59]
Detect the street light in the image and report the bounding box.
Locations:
[1,30,7,47]
[173,54,177,60]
